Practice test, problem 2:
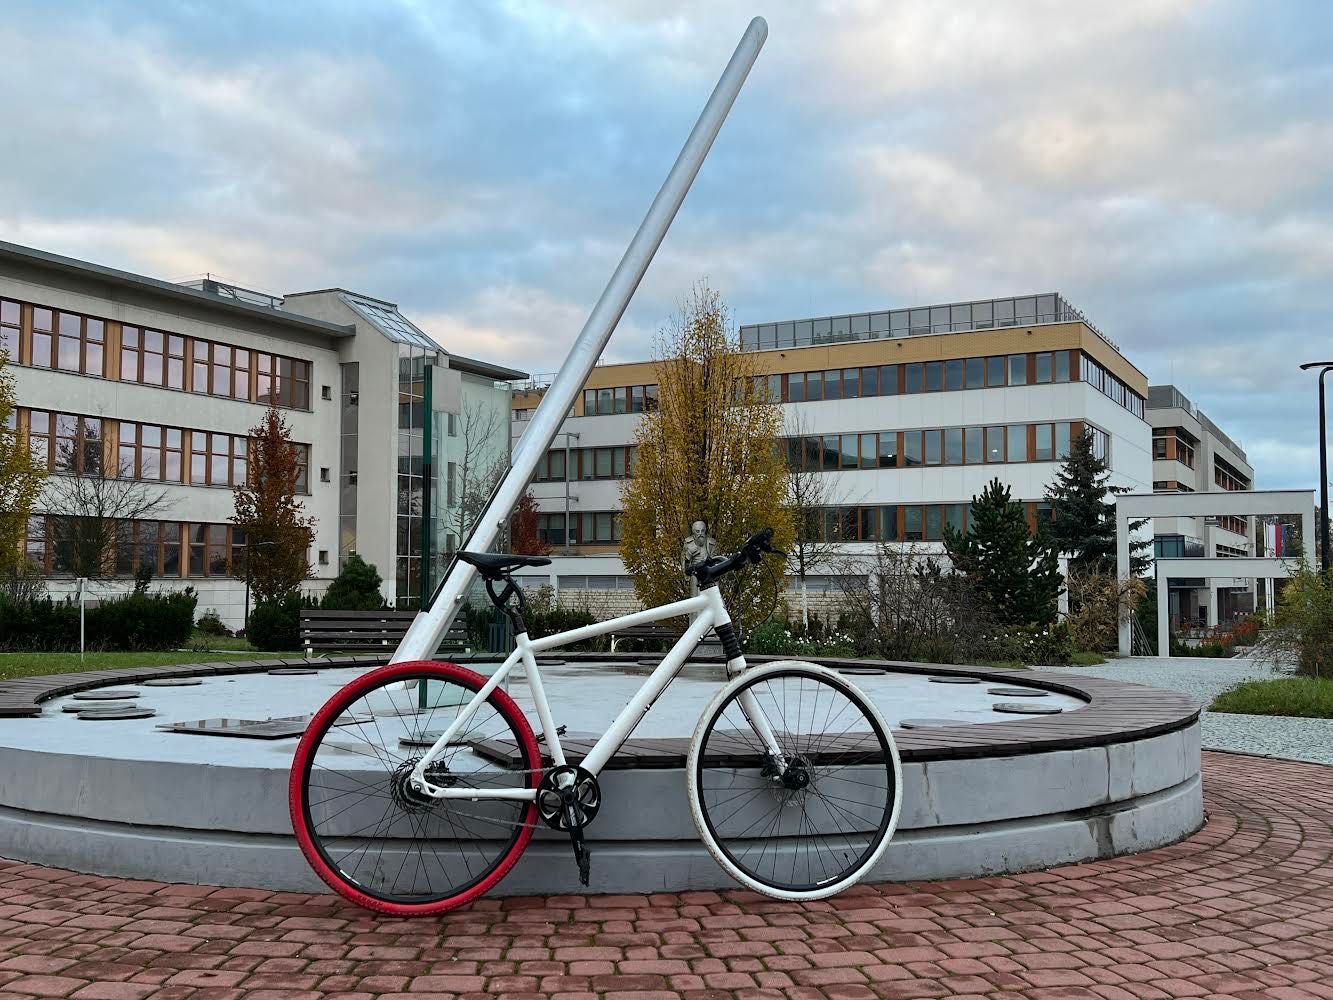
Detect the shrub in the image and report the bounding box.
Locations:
[196,609,231,636]
[991,622,1074,665]
[0,589,196,651]
[1063,568,1144,654]
[322,553,386,611]
[1258,563,1333,676]
[248,592,302,651]
[87,590,197,650]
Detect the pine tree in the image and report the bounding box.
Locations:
[943,478,1062,626]
[231,406,316,602]
[322,552,385,610]
[1045,428,1149,575]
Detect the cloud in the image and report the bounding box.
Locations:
[0,0,1330,492]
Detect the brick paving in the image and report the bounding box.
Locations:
[1,750,1330,1000]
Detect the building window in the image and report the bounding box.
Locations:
[1008,354,1027,386]
[0,300,18,360]
[1034,423,1054,461]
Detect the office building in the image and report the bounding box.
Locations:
[1,242,523,627]
[1147,384,1257,626]
[514,293,1153,612]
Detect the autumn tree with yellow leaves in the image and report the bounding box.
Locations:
[620,283,792,636]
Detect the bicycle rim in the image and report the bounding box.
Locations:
[289,660,540,915]
[691,665,899,897]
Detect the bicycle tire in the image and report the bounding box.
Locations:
[686,661,902,900]
[289,660,540,916]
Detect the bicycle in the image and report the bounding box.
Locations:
[289,528,903,916]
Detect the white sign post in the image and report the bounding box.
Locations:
[76,577,87,665]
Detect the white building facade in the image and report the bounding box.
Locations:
[2,242,522,629]
[514,293,1153,614]
[1147,384,1258,627]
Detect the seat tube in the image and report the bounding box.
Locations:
[519,632,565,767]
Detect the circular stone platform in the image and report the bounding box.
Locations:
[0,653,1202,895]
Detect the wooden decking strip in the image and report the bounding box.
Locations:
[0,652,1200,765]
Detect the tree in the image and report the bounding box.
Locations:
[231,406,315,602]
[783,410,852,629]
[322,553,386,610]
[1045,428,1150,576]
[943,477,1062,626]
[620,282,792,636]
[510,490,552,556]
[44,440,170,580]
[0,350,46,577]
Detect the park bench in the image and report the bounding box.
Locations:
[300,609,472,656]
[608,622,684,652]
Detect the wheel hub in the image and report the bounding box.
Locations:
[390,757,455,813]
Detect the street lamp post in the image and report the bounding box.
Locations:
[1298,361,1333,573]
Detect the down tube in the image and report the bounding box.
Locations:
[578,610,717,776]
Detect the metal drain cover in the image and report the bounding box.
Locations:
[928,676,980,684]
[837,666,885,675]
[78,707,156,720]
[269,667,317,675]
[987,687,1049,697]
[72,689,141,700]
[143,677,204,687]
[992,702,1063,715]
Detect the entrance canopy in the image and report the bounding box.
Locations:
[1114,490,1315,656]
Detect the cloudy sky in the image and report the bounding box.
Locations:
[2,1,1330,489]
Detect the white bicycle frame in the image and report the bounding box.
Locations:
[407,585,785,800]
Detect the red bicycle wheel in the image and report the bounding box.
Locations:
[289,660,540,916]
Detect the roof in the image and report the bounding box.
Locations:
[0,241,355,339]
[339,292,440,351]
[448,353,527,382]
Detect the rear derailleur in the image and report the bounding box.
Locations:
[536,764,601,886]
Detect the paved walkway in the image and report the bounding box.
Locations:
[1040,655,1333,766]
[1,750,1331,999]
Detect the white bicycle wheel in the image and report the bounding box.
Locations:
[686,660,902,900]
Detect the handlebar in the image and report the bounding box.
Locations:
[690,527,785,587]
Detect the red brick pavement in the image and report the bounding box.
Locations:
[1,750,1330,1000]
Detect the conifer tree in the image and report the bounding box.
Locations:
[943,478,1061,626]
[1045,428,1149,575]
[322,552,385,610]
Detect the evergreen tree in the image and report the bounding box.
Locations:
[943,478,1062,626]
[322,553,386,610]
[1045,428,1150,575]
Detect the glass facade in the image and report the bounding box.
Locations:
[739,293,1119,353]
[395,347,513,608]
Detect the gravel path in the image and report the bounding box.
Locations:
[1037,654,1333,766]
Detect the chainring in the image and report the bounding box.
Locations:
[536,764,602,831]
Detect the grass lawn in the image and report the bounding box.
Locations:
[0,635,305,681]
[1210,676,1333,719]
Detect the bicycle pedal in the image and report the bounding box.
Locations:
[577,845,591,886]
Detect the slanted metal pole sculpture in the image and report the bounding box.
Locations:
[392,16,769,663]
